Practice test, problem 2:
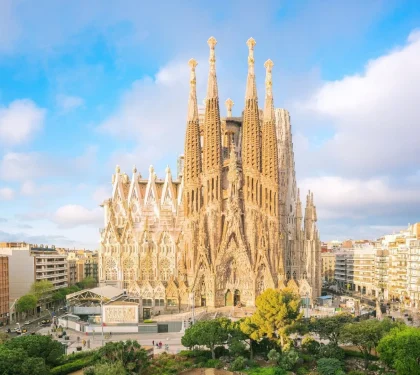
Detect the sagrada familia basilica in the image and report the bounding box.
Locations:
[99,37,321,314]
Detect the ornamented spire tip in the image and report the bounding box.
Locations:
[207,36,217,48]
[264,59,274,70]
[225,98,234,116]
[246,37,256,49]
[115,165,120,173]
[132,165,137,173]
[188,58,198,69]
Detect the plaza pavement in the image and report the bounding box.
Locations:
[37,326,186,355]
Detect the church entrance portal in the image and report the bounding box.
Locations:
[234,290,241,306]
[225,290,233,306]
[201,296,206,307]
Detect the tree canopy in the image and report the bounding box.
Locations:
[30,280,54,299]
[52,285,80,302]
[181,318,229,359]
[309,313,353,346]
[0,347,48,375]
[77,276,97,289]
[377,326,420,375]
[341,318,399,368]
[242,288,302,347]
[16,294,38,313]
[98,340,150,373]
[4,334,63,366]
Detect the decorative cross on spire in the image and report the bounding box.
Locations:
[208,36,217,70]
[188,58,198,86]
[187,58,198,121]
[225,98,234,117]
[264,59,274,96]
[246,37,256,74]
[263,59,275,122]
[206,37,218,99]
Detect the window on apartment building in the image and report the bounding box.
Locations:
[167,299,178,306]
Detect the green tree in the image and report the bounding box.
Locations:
[316,358,344,375]
[77,276,97,289]
[309,313,353,346]
[243,288,302,347]
[0,347,48,375]
[181,318,229,359]
[84,361,126,375]
[30,280,54,299]
[16,294,38,314]
[4,334,63,366]
[98,340,149,374]
[377,326,420,375]
[341,319,397,369]
[52,285,81,303]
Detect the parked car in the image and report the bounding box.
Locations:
[23,321,30,326]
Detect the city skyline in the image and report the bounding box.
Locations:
[1,1,420,249]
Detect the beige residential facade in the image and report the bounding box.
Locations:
[333,223,420,309]
[0,256,9,325]
[0,243,68,320]
[321,252,335,281]
[99,37,322,312]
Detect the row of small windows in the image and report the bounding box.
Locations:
[245,176,277,215]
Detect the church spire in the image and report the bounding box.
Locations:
[183,58,202,216]
[202,37,222,206]
[242,37,261,177]
[261,59,279,216]
[263,59,275,123]
[187,58,198,122]
[245,38,257,100]
[206,36,218,99]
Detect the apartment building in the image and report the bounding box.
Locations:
[321,252,336,281]
[0,256,9,325]
[333,223,420,309]
[0,243,68,320]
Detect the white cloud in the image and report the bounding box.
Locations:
[97,59,206,173]
[298,30,420,176]
[0,187,14,200]
[20,180,36,196]
[56,94,85,111]
[53,204,102,229]
[0,147,97,182]
[300,176,420,219]
[92,185,110,204]
[0,99,46,145]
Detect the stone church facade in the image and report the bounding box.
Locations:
[99,37,321,314]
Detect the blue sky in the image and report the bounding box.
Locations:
[1,0,420,249]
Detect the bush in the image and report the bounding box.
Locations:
[267,349,281,364]
[300,353,316,363]
[316,358,343,375]
[297,367,310,375]
[50,357,97,375]
[317,344,345,361]
[229,355,246,371]
[347,371,365,375]
[302,337,321,355]
[273,368,288,375]
[214,346,229,358]
[143,319,154,323]
[204,359,222,368]
[280,348,299,370]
